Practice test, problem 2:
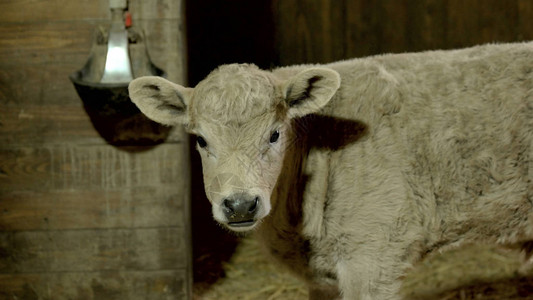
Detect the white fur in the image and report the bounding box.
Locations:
[130,42,533,299]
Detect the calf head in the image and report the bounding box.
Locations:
[129,64,340,232]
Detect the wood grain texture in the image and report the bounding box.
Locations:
[0,0,191,298]
[0,228,186,273]
[275,0,345,64]
[275,0,533,65]
[518,0,533,40]
[0,188,186,231]
[0,104,101,145]
[0,144,188,191]
[0,64,184,145]
[0,270,188,300]
[0,0,109,23]
[130,0,184,21]
[0,22,96,67]
[137,19,188,84]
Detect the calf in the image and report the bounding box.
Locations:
[129,42,533,299]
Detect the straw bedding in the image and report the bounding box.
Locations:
[194,236,533,299]
[194,235,308,300]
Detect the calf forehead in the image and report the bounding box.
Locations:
[190,64,281,127]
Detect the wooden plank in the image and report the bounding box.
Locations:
[0,62,88,106]
[0,103,185,146]
[344,0,429,57]
[446,0,523,49]
[275,0,308,64]
[344,0,379,57]
[136,19,188,84]
[475,0,520,43]
[280,0,533,62]
[0,228,187,273]
[0,0,109,23]
[0,64,185,146]
[0,22,96,66]
[0,0,184,23]
[344,0,428,56]
[0,270,189,300]
[0,65,44,107]
[0,188,187,231]
[0,50,86,109]
[0,62,98,145]
[315,0,346,63]
[275,0,345,65]
[0,143,188,191]
[518,0,533,41]
[0,104,108,146]
[445,0,479,48]
[130,0,184,21]
[404,0,447,52]
[379,0,408,53]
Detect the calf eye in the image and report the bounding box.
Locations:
[269,130,280,144]
[196,136,208,148]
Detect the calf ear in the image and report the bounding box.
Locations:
[283,68,340,118]
[128,76,193,126]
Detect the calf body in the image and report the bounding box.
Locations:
[130,42,533,299]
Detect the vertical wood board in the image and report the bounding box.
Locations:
[275,0,533,65]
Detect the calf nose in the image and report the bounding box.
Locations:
[222,196,259,223]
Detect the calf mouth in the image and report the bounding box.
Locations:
[227,219,257,231]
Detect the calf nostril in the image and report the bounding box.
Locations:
[248,197,258,213]
[223,199,234,213]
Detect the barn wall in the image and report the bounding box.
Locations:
[0,1,191,299]
[274,0,533,65]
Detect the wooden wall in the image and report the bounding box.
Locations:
[0,1,191,299]
[274,0,533,65]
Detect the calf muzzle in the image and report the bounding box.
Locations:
[222,196,259,227]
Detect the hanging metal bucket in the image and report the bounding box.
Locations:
[70,22,171,148]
